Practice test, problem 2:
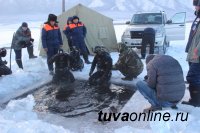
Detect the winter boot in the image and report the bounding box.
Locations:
[27,46,37,59]
[83,53,91,64]
[16,59,23,69]
[182,86,200,107]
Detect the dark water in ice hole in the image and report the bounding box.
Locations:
[32,80,135,117]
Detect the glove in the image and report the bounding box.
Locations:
[3,60,7,65]
[89,71,93,76]
[30,38,34,42]
[19,41,27,48]
[144,75,148,81]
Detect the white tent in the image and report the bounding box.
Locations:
[39,4,118,56]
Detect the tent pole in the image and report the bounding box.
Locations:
[62,0,65,12]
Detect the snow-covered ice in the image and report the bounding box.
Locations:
[0,95,72,133]
[0,19,199,133]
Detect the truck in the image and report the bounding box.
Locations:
[121,11,186,54]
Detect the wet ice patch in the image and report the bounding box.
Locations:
[31,81,134,117]
[0,95,72,133]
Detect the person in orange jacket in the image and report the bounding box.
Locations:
[63,17,73,51]
[65,16,91,64]
[41,14,63,75]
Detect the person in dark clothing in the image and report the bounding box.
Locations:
[182,1,200,107]
[141,28,155,59]
[42,14,63,75]
[183,63,200,107]
[63,17,73,51]
[65,16,91,64]
[69,46,84,71]
[136,54,185,112]
[13,22,37,69]
[0,48,12,76]
[185,1,200,66]
[48,49,75,84]
[113,43,143,80]
[89,46,112,86]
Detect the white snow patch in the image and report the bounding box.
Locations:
[0,95,72,133]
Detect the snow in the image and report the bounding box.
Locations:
[0,18,199,132]
[0,95,72,133]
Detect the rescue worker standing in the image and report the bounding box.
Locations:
[0,48,12,76]
[141,27,155,59]
[89,46,112,86]
[13,22,37,69]
[42,14,63,75]
[48,49,75,84]
[113,43,143,80]
[65,16,91,64]
[63,17,73,51]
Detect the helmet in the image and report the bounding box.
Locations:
[0,48,7,57]
[58,49,64,54]
[94,46,101,53]
[94,46,109,54]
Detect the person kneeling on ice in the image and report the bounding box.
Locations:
[48,49,75,84]
[0,48,12,76]
[12,22,37,69]
[69,46,84,71]
[136,54,186,112]
[89,46,112,87]
[113,43,143,81]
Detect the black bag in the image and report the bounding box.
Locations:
[70,48,84,71]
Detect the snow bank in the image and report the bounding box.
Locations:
[0,95,72,133]
[0,56,51,104]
